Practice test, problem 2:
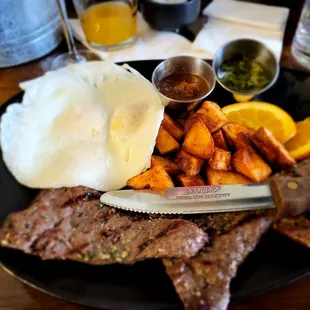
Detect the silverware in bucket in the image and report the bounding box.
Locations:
[0,0,63,68]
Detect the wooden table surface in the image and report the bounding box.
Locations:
[1,1,310,309]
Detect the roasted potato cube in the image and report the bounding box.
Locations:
[183,119,214,159]
[206,168,252,185]
[250,127,296,169]
[201,101,221,110]
[187,101,201,112]
[161,112,184,141]
[209,147,232,171]
[177,173,205,187]
[184,112,218,136]
[212,129,229,151]
[127,164,174,190]
[195,101,228,132]
[151,155,182,175]
[222,122,255,150]
[156,126,180,155]
[232,146,272,182]
[175,149,205,176]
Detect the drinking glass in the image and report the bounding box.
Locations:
[51,0,101,70]
[292,0,310,70]
[73,0,138,51]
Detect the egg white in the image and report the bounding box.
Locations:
[0,61,164,191]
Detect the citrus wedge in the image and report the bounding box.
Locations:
[233,94,254,103]
[285,117,310,160]
[222,102,296,143]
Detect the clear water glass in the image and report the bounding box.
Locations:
[292,0,310,70]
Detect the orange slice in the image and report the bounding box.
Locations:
[222,102,296,143]
[285,117,310,160]
[233,94,255,103]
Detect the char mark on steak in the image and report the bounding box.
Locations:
[0,187,207,264]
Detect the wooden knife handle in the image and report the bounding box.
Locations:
[270,177,310,218]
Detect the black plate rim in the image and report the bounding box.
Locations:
[2,252,310,309]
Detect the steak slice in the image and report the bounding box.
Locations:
[274,214,310,248]
[272,157,310,248]
[163,213,274,310]
[0,187,207,264]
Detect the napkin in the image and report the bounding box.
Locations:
[69,13,212,62]
[192,0,289,60]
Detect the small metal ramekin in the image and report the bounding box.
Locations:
[212,39,279,97]
[152,56,216,110]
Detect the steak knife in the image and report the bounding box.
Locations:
[100,177,310,215]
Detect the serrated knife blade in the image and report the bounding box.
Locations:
[100,183,276,214]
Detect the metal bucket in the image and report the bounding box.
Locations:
[0,0,63,68]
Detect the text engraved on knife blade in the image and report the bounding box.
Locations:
[165,186,231,200]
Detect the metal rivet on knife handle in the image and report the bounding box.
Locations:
[270,177,310,219]
[287,181,298,190]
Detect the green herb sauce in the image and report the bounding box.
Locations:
[218,57,271,92]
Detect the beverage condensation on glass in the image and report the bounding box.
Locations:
[292,0,310,70]
[73,0,138,51]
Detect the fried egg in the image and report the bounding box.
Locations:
[0,61,164,191]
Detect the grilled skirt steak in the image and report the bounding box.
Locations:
[163,213,274,310]
[0,187,207,263]
[274,214,310,248]
[273,157,310,248]
[0,158,309,310]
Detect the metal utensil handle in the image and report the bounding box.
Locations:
[56,0,78,56]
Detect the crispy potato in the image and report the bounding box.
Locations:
[151,155,182,175]
[222,122,255,150]
[250,127,296,169]
[161,112,184,141]
[206,168,252,185]
[127,164,174,190]
[184,112,218,135]
[201,101,221,110]
[232,146,272,182]
[175,149,205,176]
[177,173,205,187]
[156,126,180,155]
[183,119,214,159]
[209,147,232,171]
[196,101,228,132]
[187,101,201,112]
[212,129,229,151]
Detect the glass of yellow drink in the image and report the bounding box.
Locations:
[73,0,138,51]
